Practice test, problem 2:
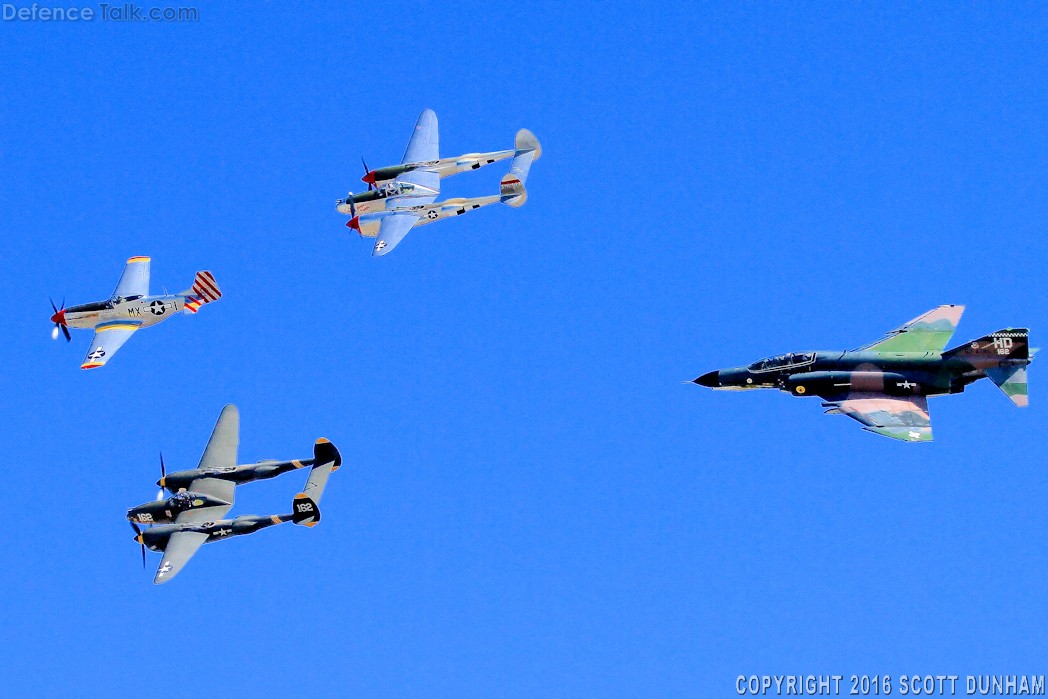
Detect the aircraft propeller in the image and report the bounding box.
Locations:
[129,520,146,569]
[49,297,71,342]
[361,156,376,191]
[157,452,167,501]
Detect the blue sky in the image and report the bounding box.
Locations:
[2,2,1047,696]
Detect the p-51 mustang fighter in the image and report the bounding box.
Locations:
[692,305,1032,442]
[127,405,341,584]
[336,109,541,256]
[50,256,222,369]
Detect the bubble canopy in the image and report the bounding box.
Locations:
[747,352,815,373]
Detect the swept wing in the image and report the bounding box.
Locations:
[823,394,933,442]
[857,305,965,353]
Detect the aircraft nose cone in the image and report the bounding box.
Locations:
[693,370,720,388]
[50,309,65,324]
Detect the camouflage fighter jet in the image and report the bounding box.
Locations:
[692,305,1032,442]
[335,109,541,256]
[49,256,222,369]
[127,405,341,584]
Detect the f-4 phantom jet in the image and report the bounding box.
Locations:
[692,306,1032,442]
[127,405,341,584]
[336,109,541,256]
[49,256,222,369]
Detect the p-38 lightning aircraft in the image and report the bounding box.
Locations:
[49,256,222,369]
[335,109,541,256]
[127,405,341,584]
[692,305,1032,442]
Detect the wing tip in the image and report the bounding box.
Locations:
[80,363,104,370]
[127,255,151,263]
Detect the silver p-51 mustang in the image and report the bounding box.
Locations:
[50,256,222,369]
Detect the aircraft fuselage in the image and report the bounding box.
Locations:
[56,294,185,331]
[694,350,989,399]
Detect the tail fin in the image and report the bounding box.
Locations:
[514,128,541,161]
[500,173,527,208]
[312,437,342,473]
[291,494,320,527]
[180,271,222,314]
[945,328,1030,407]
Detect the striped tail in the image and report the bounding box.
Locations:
[181,271,222,314]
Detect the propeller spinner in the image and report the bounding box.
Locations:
[49,297,70,342]
[361,156,376,191]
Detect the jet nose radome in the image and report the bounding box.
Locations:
[693,370,720,388]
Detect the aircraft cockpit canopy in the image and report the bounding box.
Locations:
[67,300,114,312]
[168,492,195,510]
[748,352,815,373]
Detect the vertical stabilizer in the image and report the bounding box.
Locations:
[945,328,1031,407]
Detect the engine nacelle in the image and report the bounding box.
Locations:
[346,215,382,238]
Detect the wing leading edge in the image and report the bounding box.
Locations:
[857,305,965,354]
[402,109,438,164]
[196,404,240,471]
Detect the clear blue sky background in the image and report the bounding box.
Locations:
[2,2,1047,696]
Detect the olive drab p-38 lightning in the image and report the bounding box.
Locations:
[127,405,342,584]
[692,305,1033,442]
[49,256,222,369]
[335,108,542,256]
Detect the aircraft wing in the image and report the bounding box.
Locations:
[402,109,438,164]
[858,305,965,353]
[823,394,932,442]
[174,477,235,523]
[372,212,421,257]
[113,256,150,298]
[153,530,209,585]
[196,404,240,470]
[80,321,142,370]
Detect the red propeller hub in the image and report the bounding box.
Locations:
[361,171,377,186]
[51,309,66,325]
[346,216,361,232]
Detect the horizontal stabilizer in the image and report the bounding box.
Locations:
[985,364,1029,407]
[295,438,340,522]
